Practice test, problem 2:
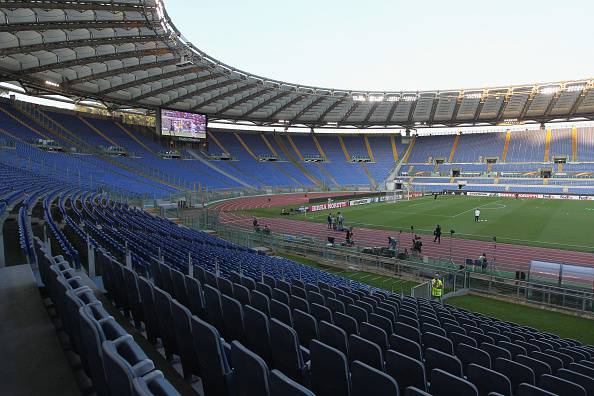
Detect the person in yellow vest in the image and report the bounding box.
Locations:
[431,273,444,301]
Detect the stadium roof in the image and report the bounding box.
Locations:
[1,0,594,129]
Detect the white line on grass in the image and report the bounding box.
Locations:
[451,199,505,218]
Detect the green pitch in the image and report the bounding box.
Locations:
[245,195,594,252]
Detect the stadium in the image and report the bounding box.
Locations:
[1,0,594,395]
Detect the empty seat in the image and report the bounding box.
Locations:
[184,275,205,319]
[319,320,349,358]
[349,334,384,370]
[557,368,594,396]
[255,282,272,298]
[291,285,307,299]
[306,291,325,306]
[221,294,245,343]
[122,266,144,329]
[481,342,512,361]
[138,276,159,344]
[310,339,350,396]
[269,318,308,385]
[243,305,272,364]
[405,386,432,396]
[310,302,333,324]
[292,309,318,348]
[204,284,225,334]
[270,299,293,326]
[190,316,233,396]
[360,322,389,352]
[369,312,394,335]
[241,276,256,290]
[233,283,252,306]
[132,370,181,396]
[347,304,368,324]
[390,334,423,361]
[395,322,422,345]
[351,360,399,396]
[269,369,315,396]
[422,323,447,337]
[250,289,271,316]
[425,347,463,378]
[102,336,155,396]
[539,374,586,396]
[170,299,200,380]
[516,355,552,379]
[518,383,558,396]
[457,343,492,372]
[531,351,563,373]
[467,363,512,396]
[290,295,309,313]
[334,311,359,335]
[231,341,270,396]
[545,349,574,368]
[217,276,234,297]
[498,341,527,359]
[569,362,594,378]
[430,368,478,396]
[386,350,427,394]
[153,287,178,360]
[423,332,454,355]
[326,297,345,313]
[494,357,535,394]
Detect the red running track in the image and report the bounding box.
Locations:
[214,193,594,274]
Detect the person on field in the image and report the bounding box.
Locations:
[474,208,481,222]
[478,253,488,270]
[433,225,442,244]
[327,213,332,229]
[252,217,258,229]
[337,212,344,231]
[431,273,444,301]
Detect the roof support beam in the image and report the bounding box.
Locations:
[190,82,260,111]
[293,95,327,122]
[339,101,359,125]
[363,102,379,124]
[242,90,292,117]
[215,87,271,114]
[131,72,224,102]
[385,101,399,124]
[1,20,148,32]
[65,59,180,86]
[0,48,171,80]
[316,96,346,124]
[2,1,155,12]
[268,94,307,120]
[160,78,240,108]
[100,66,204,95]
[0,35,162,56]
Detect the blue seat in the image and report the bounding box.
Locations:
[359,322,388,352]
[306,291,325,306]
[270,318,308,385]
[333,311,359,335]
[425,347,463,378]
[250,289,271,316]
[457,343,492,372]
[556,369,594,396]
[290,295,310,313]
[349,334,384,370]
[270,299,293,326]
[217,276,234,297]
[190,316,233,396]
[132,370,181,396]
[467,363,512,396]
[310,339,350,396]
[351,360,399,396]
[255,282,272,298]
[369,312,393,335]
[518,383,558,396]
[241,276,256,290]
[269,369,315,396]
[231,341,271,396]
[153,287,178,360]
[221,294,246,343]
[292,309,318,348]
[170,299,200,380]
[272,288,290,305]
[494,357,535,394]
[430,368,478,396]
[184,275,205,319]
[204,284,225,333]
[243,305,272,364]
[385,350,427,394]
[326,297,345,313]
[539,374,586,396]
[389,334,423,361]
[516,355,552,379]
[291,285,307,299]
[122,266,144,329]
[347,304,368,323]
[102,336,155,396]
[159,263,174,295]
[138,276,159,344]
[319,320,349,358]
[171,268,189,307]
[423,332,454,355]
[233,283,252,306]
[310,302,333,324]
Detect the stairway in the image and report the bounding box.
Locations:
[363,135,376,162]
[315,162,341,188]
[116,122,158,156]
[544,128,551,162]
[449,134,460,163]
[186,149,255,189]
[502,130,511,162]
[273,135,324,188]
[572,126,578,161]
[382,136,416,189]
[360,162,377,189]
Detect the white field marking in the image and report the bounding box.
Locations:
[451,199,505,218]
[369,276,385,282]
[480,203,507,210]
[358,274,374,280]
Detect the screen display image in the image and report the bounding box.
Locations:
[160,109,207,139]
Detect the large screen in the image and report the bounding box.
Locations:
[160,109,207,139]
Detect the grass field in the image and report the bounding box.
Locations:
[246,195,594,252]
[277,253,419,295]
[447,294,594,345]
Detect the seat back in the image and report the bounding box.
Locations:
[467,363,512,396]
[244,305,272,364]
[319,320,349,358]
[231,341,270,396]
[221,294,245,343]
[359,322,388,352]
[539,374,586,396]
[310,339,350,396]
[389,334,423,361]
[385,350,427,394]
[494,357,535,393]
[430,368,478,396]
[270,318,306,385]
[170,299,200,379]
[292,309,318,348]
[269,369,315,396]
[351,360,399,396]
[132,370,181,396]
[348,334,384,371]
[184,275,205,319]
[102,336,155,396]
[457,343,492,372]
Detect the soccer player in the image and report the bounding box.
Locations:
[474,208,480,222]
[433,225,442,243]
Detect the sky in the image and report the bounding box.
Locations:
[164,0,592,92]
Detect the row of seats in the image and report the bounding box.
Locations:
[34,236,181,396]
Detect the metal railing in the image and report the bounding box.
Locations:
[181,209,594,317]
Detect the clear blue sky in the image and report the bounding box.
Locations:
[166,0,590,92]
